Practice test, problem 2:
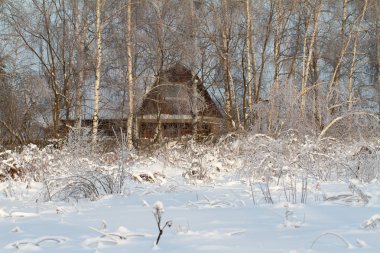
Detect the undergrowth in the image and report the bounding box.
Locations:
[0,130,379,204]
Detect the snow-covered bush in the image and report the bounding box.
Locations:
[1,127,378,203]
[47,170,117,201]
[0,129,134,201]
[154,139,235,183]
[230,130,380,203]
[43,129,131,201]
[0,144,58,182]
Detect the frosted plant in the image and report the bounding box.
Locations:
[153,201,172,245]
[361,214,380,230]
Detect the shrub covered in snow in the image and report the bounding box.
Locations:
[1,130,379,203]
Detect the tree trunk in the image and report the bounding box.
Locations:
[190,0,198,138]
[255,1,274,104]
[92,0,102,143]
[74,0,88,129]
[327,0,358,115]
[300,0,312,117]
[229,70,240,128]
[268,0,283,132]
[249,2,259,126]
[126,0,134,150]
[61,0,73,134]
[348,0,368,111]
[41,0,61,137]
[221,0,233,129]
[328,0,348,115]
[301,1,321,117]
[311,45,323,131]
[245,0,253,128]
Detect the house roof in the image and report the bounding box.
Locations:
[137,64,223,119]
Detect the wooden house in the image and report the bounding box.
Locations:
[137,64,223,142]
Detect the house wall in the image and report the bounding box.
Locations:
[137,114,223,140]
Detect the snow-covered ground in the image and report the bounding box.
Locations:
[1,173,380,252]
[1,133,380,252]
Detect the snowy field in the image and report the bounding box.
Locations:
[1,133,380,252]
[1,180,380,253]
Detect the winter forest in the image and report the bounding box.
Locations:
[0,0,380,252]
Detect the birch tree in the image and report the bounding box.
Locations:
[300,0,322,117]
[92,0,103,143]
[348,0,368,111]
[244,0,253,127]
[126,0,134,150]
[221,0,233,129]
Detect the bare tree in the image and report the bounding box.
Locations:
[221,0,233,128]
[126,0,134,150]
[348,0,368,111]
[243,0,253,128]
[73,0,88,129]
[92,0,103,143]
[300,0,322,117]
[5,0,78,137]
[189,0,199,137]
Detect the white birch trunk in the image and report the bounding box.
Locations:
[126,0,134,150]
[348,0,368,111]
[74,1,87,129]
[92,0,102,143]
[221,0,233,128]
[300,0,312,117]
[301,1,321,117]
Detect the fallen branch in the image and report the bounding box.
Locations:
[6,236,68,250]
[89,226,144,243]
[318,112,380,141]
[310,232,355,249]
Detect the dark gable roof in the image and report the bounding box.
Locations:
[138,64,222,119]
[160,63,193,83]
